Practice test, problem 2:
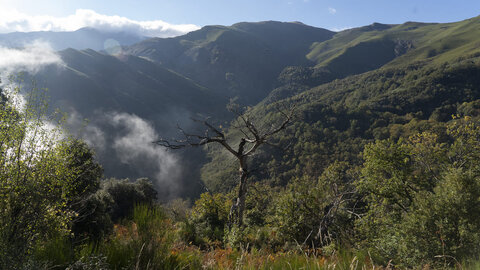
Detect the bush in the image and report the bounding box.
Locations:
[185,192,230,247]
[356,117,480,267]
[274,162,357,249]
[101,178,158,222]
[0,82,86,267]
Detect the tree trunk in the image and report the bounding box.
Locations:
[229,156,248,227]
[236,168,248,226]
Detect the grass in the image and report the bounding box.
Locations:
[172,246,376,270]
[306,15,480,78]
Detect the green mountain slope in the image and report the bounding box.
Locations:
[126,21,334,104]
[264,16,480,106]
[306,16,480,78]
[202,45,480,192]
[14,16,480,198]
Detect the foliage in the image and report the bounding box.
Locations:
[178,246,374,270]
[204,54,480,195]
[274,162,357,248]
[101,177,158,222]
[185,192,230,246]
[73,206,174,269]
[0,81,162,268]
[0,82,82,267]
[62,139,108,242]
[65,255,110,270]
[356,117,480,267]
[8,17,480,269]
[94,204,179,270]
[71,188,113,243]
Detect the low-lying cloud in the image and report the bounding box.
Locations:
[66,110,184,200]
[110,112,182,193]
[0,40,63,74]
[66,110,107,153]
[0,9,199,37]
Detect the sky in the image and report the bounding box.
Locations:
[0,0,479,35]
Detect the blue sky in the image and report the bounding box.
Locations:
[1,0,479,34]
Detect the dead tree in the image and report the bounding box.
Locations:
[154,104,294,226]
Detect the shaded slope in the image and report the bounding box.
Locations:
[29,49,226,200]
[35,48,224,118]
[126,21,334,104]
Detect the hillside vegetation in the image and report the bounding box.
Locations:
[7,15,480,268]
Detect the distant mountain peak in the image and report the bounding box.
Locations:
[367,22,392,31]
[0,27,147,51]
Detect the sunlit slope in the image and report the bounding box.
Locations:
[306,16,480,78]
[202,51,480,192]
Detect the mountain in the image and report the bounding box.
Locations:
[7,15,480,268]
[265,16,480,104]
[36,48,223,116]
[0,27,146,50]
[200,16,480,192]
[27,48,226,199]
[19,21,334,199]
[306,16,480,78]
[9,16,480,198]
[126,21,335,104]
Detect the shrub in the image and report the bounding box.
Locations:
[356,117,480,267]
[185,192,230,247]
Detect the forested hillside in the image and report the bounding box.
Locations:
[192,15,480,268]
[4,15,480,269]
[22,21,336,200]
[202,16,480,192]
[202,55,480,191]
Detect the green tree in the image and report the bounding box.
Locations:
[356,117,480,267]
[186,192,230,246]
[275,161,357,248]
[0,83,79,267]
[62,139,109,242]
[101,177,158,222]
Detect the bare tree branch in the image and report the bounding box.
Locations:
[153,103,295,226]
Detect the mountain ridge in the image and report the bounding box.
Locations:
[125,21,335,104]
[10,15,480,199]
[0,27,146,50]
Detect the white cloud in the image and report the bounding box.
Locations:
[66,110,107,153]
[331,26,353,32]
[109,112,182,195]
[65,109,193,199]
[0,40,63,74]
[328,7,337,15]
[0,8,199,37]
